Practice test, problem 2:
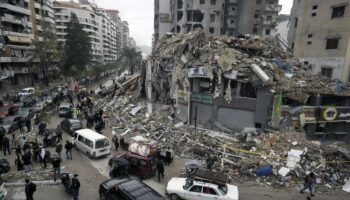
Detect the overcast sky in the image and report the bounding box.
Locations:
[65,0,293,47]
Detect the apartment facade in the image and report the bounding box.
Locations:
[121,21,129,49]
[154,0,281,42]
[288,0,350,82]
[128,37,136,48]
[104,9,123,55]
[0,0,55,86]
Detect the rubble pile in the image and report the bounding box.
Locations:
[3,168,61,182]
[150,29,350,103]
[97,94,350,194]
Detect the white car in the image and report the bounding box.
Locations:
[166,178,239,200]
[18,87,35,97]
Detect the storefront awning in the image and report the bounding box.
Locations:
[6,35,20,43]
[6,35,32,44]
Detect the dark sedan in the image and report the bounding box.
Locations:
[60,119,83,135]
[0,115,24,134]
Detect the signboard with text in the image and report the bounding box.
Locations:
[191,92,213,104]
[321,107,350,121]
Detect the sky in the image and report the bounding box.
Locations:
[65,0,293,47]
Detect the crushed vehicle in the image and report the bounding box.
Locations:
[166,169,239,200]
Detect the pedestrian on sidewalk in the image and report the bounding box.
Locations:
[55,125,63,142]
[300,172,316,197]
[22,149,32,172]
[40,147,47,168]
[2,136,10,156]
[25,117,31,133]
[165,147,173,165]
[112,135,119,151]
[51,154,61,182]
[72,174,80,200]
[156,159,165,182]
[15,152,23,171]
[25,179,36,200]
[55,142,63,159]
[65,140,73,160]
[206,156,214,171]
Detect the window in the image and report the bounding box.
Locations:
[189,186,202,193]
[240,82,257,98]
[265,29,271,35]
[230,20,235,24]
[203,187,217,195]
[256,0,261,4]
[211,0,216,5]
[253,27,258,33]
[326,38,339,49]
[209,27,215,33]
[231,7,236,11]
[267,15,272,19]
[84,139,93,148]
[254,14,260,19]
[307,41,312,45]
[313,5,318,10]
[311,13,317,17]
[321,68,333,78]
[294,17,298,28]
[210,14,215,22]
[332,6,345,18]
[78,135,84,142]
[308,34,313,38]
[200,0,205,4]
[95,139,109,148]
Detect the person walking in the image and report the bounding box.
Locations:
[156,159,165,182]
[55,125,62,142]
[300,172,316,197]
[22,149,32,172]
[112,136,119,151]
[25,118,31,133]
[55,142,63,159]
[24,179,36,200]
[51,154,61,182]
[15,152,24,171]
[206,156,214,171]
[2,136,11,156]
[65,140,73,160]
[40,147,47,168]
[72,174,80,200]
[165,147,172,165]
[19,117,25,133]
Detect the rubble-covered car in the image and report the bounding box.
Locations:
[99,178,165,200]
[0,158,10,174]
[60,119,83,135]
[0,115,24,134]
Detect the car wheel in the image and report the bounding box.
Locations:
[170,194,180,200]
[99,193,107,200]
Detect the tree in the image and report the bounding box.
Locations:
[63,13,92,75]
[117,47,142,75]
[30,21,60,85]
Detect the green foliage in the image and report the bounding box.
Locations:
[116,47,142,74]
[63,13,92,75]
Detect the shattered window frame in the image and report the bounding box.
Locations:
[223,79,238,97]
[200,0,205,5]
[239,82,257,99]
[326,38,339,49]
[331,5,346,19]
[321,67,333,78]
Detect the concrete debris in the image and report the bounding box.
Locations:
[278,167,291,177]
[343,179,350,193]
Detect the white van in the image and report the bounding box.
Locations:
[72,129,111,158]
[18,87,35,97]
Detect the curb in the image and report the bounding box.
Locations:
[5,180,61,187]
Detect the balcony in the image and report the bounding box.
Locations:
[0,3,31,15]
[3,31,33,38]
[265,4,282,12]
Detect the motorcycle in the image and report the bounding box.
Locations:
[60,173,73,194]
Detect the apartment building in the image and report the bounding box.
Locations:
[288,0,350,82]
[154,0,281,42]
[0,0,55,86]
[121,21,129,49]
[104,9,123,55]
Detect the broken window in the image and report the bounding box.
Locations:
[210,14,215,22]
[326,38,339,49]
[313,5,318,10]
[209,27,214,33]
[311,12,317,17]
[177,11,183,21]
[177,0,183,9]
[307,41,312,45]
[332,5,345,18]
[321,68,333,78]
[198,78,212,93]
[176,25,181,33]
[239,82,257,99]
[253,27,258,33]
[200,0,205,4]
[193,10,204,22]
[187,11,193,21]
[256,0,261,4]
[223,79,238,97]
[254,13,259,19]
[265,29,271,35]
[193,24,203,30]
[211,0,216,5]
[308,34,313,38]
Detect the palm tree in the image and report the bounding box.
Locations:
[117,47,142,75]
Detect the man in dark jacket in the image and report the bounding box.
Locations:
[25,179,36,200]
[51,154,61,182]
[65,140,73,160]
[22,149,32,172]
[72,174,80,200]
[55,142,63,159]
[156,159,164,182]
[300,172,316,197]
[2,136,10,156]
[55,125,62,142]
[25,118,31,133]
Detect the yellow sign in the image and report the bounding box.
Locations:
[323,107,337,121]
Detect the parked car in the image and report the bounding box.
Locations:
[60,119,83,135]
[99,178,165,200]
[166,170,239,200]
[17,107,36,120]
[58,103,73,118]
[0,176,7,200]
[18,87,35,97]
[0,158,10,174]
[108,152,157,179]
[0,115,24,134]
[0,105,18,118]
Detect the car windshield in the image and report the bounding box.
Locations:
[218,185,228,195]
[21,89,29,93]
[71,122,81,128]
[184,179,193,190]
[95,139,109,148]
[59,107,69,111]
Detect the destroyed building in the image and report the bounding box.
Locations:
[147,29,350,135]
